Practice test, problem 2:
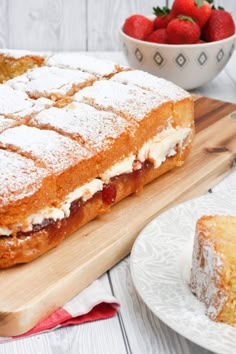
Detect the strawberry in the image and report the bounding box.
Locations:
[202,9,235,42]
[123,15,153,40]
[153,6,172,29]
[167,16,201,44]
[145,28,168,44]
[171,0,212,28]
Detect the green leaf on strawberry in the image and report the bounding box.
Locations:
[195,0,204,8]
[178,15,197,23]
[153,6,170,17]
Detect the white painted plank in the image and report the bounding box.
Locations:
[87,0,166,51]
[0,0,8,48]
[7,0,87,51]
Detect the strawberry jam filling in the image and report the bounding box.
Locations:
[1,160,154,238]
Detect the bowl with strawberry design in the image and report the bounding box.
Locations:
[120,0,236,90]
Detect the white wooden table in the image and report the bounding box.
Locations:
[0,51,235,354]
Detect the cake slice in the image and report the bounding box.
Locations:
[0,149,54,226]
[29,102,137,176]
[0,84,52,123]
[190,215,236,326]
[0,125,98,200]
[110,69,194,128]
[6,66,96,100]
[74,80,193,176]
[0,49,45,83]
[46,52,126,78]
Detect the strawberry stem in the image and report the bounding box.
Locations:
[194,0,204,8]
[153,6,170,17]
[178,15,196,23]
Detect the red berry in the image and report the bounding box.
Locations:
[145,29,168,44]
[123,15,154,40]
[167,16,201,44]
[172,0,212,28]
[102,183,116,205]
[202,9,235,42]
[153,6,173,29]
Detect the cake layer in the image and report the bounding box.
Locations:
[74,80,176,150]
[0,144,192,268]
[0,149,55,225]
[0,125,192,237]
[29,102,137,172]
[0,84,52,122]
[190,215,236,325]
[6,66,96,100]
[0,49,45,83]
[46,53,126,78]
[110,70,194,128]
[0,125,98,203]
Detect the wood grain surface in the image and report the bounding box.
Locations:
[0,0,234,51]
[0,96,235,337]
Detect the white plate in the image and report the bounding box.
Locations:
[130,190,236,354]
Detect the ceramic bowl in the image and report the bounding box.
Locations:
[120,26,236,90]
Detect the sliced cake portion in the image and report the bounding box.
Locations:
[0,125,106,267]
[0,125,98,200]
[0,84,52,124]
[29,102,143,203]
[46,52,126,78]
[0,49,45,83]
[74,80,193,179]
[110,69,194,129]
[29,102,137,176]
[6,66,96,100]
[190,215,236,326]
[0,149,54,227]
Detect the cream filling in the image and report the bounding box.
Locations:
[138,126,191,168]
[0,126,191,236]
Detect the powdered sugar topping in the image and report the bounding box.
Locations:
[74,80,169,121]
[6,66,95,97]
[0,125,92,174]
[0,85,33,115]
[0,85,52,119]
[111,70,191,101]
[0,116,16,132]
[46,53,123,77]
[0,49,46,59]
[31,102,132,151]
[0,149,48,207]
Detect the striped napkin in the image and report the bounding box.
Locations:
[0,280,120,343]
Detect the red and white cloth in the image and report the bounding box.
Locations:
[0,280,120,343]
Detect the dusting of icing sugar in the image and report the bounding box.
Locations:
[0,85,52,120]
[0,49,45,59]
[6,66,95,97]
[0,125,93,174]
[74,80,169,121]
[13,97,53,119]
[46,53,124,77]
[31,102,133,151]
[111,70,191,101]
[0,84,33,115]
[0,116,16,132]
[0,149,49,207]
[190,234,228,320]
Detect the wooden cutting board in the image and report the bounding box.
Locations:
[0,96,235,337]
